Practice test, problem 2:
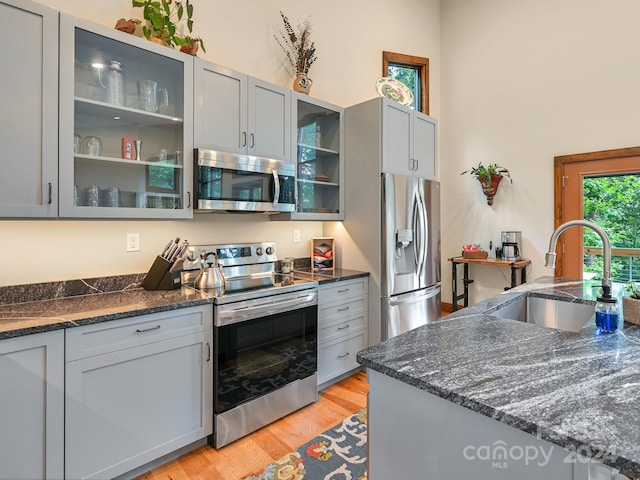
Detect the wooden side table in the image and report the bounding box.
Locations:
[449,257,531,312]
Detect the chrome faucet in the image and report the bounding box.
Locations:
[544,219,611,288]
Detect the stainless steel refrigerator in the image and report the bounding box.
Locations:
[381,173,441,339]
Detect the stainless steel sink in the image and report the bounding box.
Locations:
[491,296,595,332]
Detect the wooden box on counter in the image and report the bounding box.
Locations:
[312,237,335,271]
[462,250,488,259]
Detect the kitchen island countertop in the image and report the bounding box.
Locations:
[357,276,640,476]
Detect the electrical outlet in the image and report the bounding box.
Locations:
[293,229,301,243]
[126,233,140,252]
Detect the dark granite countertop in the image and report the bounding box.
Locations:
[0,269,369,340]
[357,277,640,477]
[0,286,213,340]
[292,268,369,284]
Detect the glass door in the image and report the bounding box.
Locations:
[293,95,344,220]
[59,14,193,218]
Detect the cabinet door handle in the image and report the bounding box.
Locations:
[337,306,350,312]
[206,342,211,362]
[414,159,419,171]
[337,324,350,330]
[250,133,255,148]
[242,132,247,147]
[136,325,161,333]
[337,352,350,359]
[48,182,52,204]
[186,191,191,208]
[337,288,350,293]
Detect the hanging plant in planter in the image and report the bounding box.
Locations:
[461,162,512,205]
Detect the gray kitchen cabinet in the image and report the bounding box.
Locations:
[65,305,213,480]
[317,277,368,386]
[272,94,344,221]
[356,98,438,180]
[0,330,64,480]
[58,13,194,219]
[0,0,58,218]
[194,59,291,161]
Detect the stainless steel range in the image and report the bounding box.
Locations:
[182,242,318,448]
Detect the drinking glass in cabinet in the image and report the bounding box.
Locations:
[82,136,102,156]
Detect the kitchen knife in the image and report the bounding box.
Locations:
[164,237,181,260]
[170,240,189,263]
[160,238,175,258]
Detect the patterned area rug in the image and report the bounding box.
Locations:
[244,408,367,480]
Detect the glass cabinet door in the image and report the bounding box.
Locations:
[293,95,344,220]
[59,14,193,218]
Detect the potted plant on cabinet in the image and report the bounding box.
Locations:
[461,162,512,205]
[623,283,640,325]
[129,0,206,55]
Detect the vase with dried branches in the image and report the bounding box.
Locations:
[275,11,317,94]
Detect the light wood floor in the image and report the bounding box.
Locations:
[136,371,369,480]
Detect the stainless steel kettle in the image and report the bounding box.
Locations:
[194,252,225,293]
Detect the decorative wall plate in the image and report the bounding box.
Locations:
[375,77,414,106]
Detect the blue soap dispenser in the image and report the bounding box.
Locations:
[595,285,620,334]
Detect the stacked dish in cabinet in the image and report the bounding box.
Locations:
[317,277,369,386]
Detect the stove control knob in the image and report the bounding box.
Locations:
[256,247,263,256]
[266,246,274,255]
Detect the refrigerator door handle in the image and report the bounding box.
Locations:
[413,187,427,283]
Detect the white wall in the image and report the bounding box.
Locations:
[440,0,640,305]
[2,0,439,287]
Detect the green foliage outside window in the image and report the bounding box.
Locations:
[583,175,640,282]
[388,64,420,111]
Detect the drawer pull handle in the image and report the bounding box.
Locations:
[136,325,161,333]
[337,324,350,330]
[337,288,350,293]
[337,306,350,312]
[337,352,350,359]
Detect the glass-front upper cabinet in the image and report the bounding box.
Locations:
[59,14,194,218]
[277,94,343,221]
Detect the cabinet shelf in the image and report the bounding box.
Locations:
[74,97,183,126]
[297,179,339,187]
[74,154,183,168]
[297,143,339,156]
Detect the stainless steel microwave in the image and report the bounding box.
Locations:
[194,149,296,213]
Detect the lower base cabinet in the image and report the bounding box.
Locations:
[0,330,64,480]
[65,306,213,480]
[317,277,369,385]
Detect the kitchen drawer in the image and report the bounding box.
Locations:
[318,331,366,385]
[319,277,367,304]
[319,296,367,325]
[319,313,366,344]
[66,305,213,361]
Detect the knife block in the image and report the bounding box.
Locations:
[142,256,182,290]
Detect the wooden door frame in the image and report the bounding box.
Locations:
[554,145,640,278]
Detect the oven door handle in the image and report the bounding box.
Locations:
[216,292,317,327]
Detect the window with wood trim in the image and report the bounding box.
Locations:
[382,51,429,114]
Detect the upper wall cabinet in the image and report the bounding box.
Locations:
[382,99,437,180]
[194,60,291,162]
[0,0,58,218]
[59,14,194,218]
[272,94,344,221]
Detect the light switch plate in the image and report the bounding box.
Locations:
[293,229,301,243]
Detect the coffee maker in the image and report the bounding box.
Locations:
[501,231,522,261]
